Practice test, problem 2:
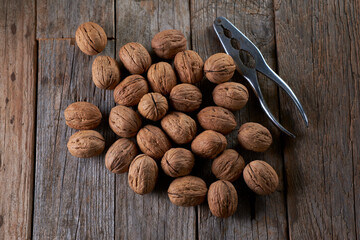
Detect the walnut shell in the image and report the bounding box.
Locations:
[191,130,227,159]
[161,148,195,177]
[238,122,272,152]
[168,176,207,206]
[147,62,177,95]
[204,53,236,84]
[211,149,245,182]
[92,56,121,90]
[161,112,197,145]
[169,84,202,112]
[213,82,249,111]
[174,50,204,84]
[136,125,171,160]
[208,180,238,218]
[138,93,168,121]
[128,154,158,195]
[64,102,102,130]
[119,42,152,74]
[67,130,105,158]
[109,105,142,138]
[151,29,187,59]
[243,160,279,195]
[105,138,138,174]
[114,75,149,106]
[197,106,237,135]
[75,22,107,55]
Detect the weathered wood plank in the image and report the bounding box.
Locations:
[191,0,288,239]
[115,1,196,239]
[0,0,36,239]
[36,0,114,39]
[274,0,360,239]
[33,40,116,239]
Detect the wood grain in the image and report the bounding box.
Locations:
[274,0,360,239]
[0,0,36,239]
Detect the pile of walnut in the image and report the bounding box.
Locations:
[65,22,279,218]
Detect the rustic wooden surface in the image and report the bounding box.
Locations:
[0,0,359,239]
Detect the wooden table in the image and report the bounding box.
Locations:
[1,0,359,239]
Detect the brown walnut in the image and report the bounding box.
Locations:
[109,105,142,138]
[64,102,102,130]
[204,53,236,84]
[161,112,197,145]
[147,62,177,95]
[191,130,227,159]
[138,93,168,121]
[197,106,237,135]
[75,22,107,55]
[114,75,149,106]
[167,176,207,206]
[243,160,279,195]
[169,84,202,112]
[151,29,187,59]
[161,148,195,177]
[238,122,272,152]
[105,138,138,174]
[92,56,120,90]
[174,50,204,84]
[213,82,249,111]
[119,42,152,74]
[67,130,105,158]
[211,149,245,182]
[208,180,238,218]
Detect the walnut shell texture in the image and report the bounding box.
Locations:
[147,62,177,95]
[136,125,171,160]
[174,50,204,84]
[238,122,272,152]
[204,53,236,84]
[92,56,121,90]
[168,176,207,206]
[75,22,107,55]
[151,29,187,59]
[128,154,158,195]
[213,82,249,111]
[208,180,238,218]
[119,42,152,74]
[197,106,237,135]
[67,130,105,158]
[64,102,102,130]
[161,148,195,177]
[109,105,142,138]
[138,92,168,121]
[114,75,149,106]
[191,130,227,159]
[211,149,245,182]
[161,112,197,145]
[169,84,202,112]
[243,160,279,195]
[105,138,138,174]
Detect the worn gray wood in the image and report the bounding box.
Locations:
[33,40,116,239]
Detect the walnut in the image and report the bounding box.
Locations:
[204,53,236,84]
[208,180,238,218]
[119,42,152,74]
[138,93,168,121]
[211,149,245,182]
[151,29,187,59]
[136,125,171,160]
[92,56,121,90]
[147,62,177,95]
[191,130,227,159]
[238,122,272,152]
[174,50,203,84]
[114,75,149,106]
[67,130,105,158]
[167,176,207,206]
[105,138,138,174]
[128,154,158,195]
[243,160,279,195]
[197,106,237,135]
[109,105,142,138]
[161,148,195,177]
[64,102,102,130]
[169,84,202,112]
[161,112,197,145]
[75,22,107,55]
[213,82,249,111]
